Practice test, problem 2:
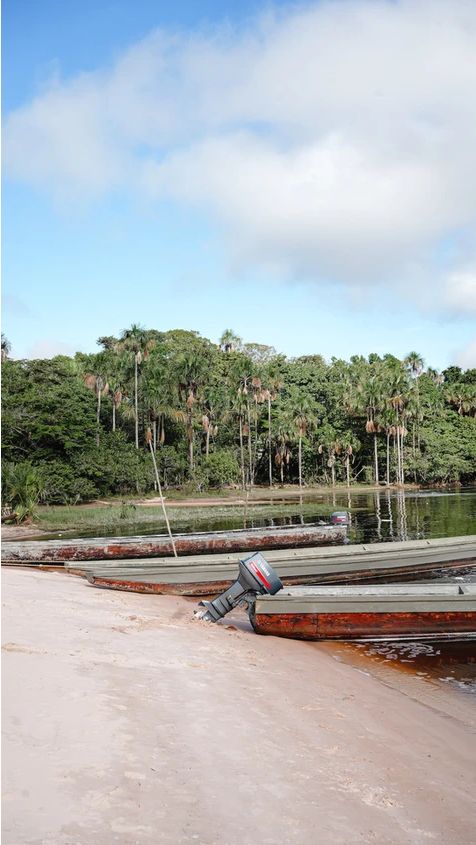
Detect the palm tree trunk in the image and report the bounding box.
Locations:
[96,391,101,447]
[188,410,194,472]
[386,431,390,486]
[134,356,139,449]
[412,422,417,483]
[268,396,272,487]
[112,401,116,432]
[153,419,157,452]
[396,419,402,485]
[373,432,379,485]
[298,434,302,488]
[247,399,253,486]
[253,401,258,481]
[206,427,210,457]
[239,417,245,489]
[346,455,350,487]
[401,430,405,485]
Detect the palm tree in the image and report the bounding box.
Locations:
[229,391,248,489]
[446,384,475,416]
[349,365,384,485]
[1,333,11,362]
[234,370,254,485]
[405,351,425,464]
[405,352,424,380]
[333,434,359,487]
[387,367,410,485]
[274,418,292,485]
[263,368,283,487]
[83,373,109,446]
[202,380,227,456]
[219,329,242,353]
[250,375,266,484]
[116,324,156,449]
[427,367,444,386]
[288,390,316,488]
[173,348,209,472]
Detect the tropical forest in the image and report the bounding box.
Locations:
[2,326,476,521]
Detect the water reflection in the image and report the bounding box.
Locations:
[351,637,476,695]
[42,486,476,542]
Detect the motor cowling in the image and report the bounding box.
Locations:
[330,511,350,525]
[197,552,283,623]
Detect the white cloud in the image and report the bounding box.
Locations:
[455,336,476,369]
[27,340,76,359]
[4,0,476,308]
[442,268,476,315]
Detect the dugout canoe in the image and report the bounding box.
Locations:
[249,583,476,640]
[0,522,346,564]
[79,535,476,595]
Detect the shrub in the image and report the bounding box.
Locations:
[198,450,241,488]
[69,432,157,496]
[38,460,98,504]
[155,446,188,488]
[2,461,44,522]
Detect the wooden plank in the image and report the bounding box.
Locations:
[252,583,476,613]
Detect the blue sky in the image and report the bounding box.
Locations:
[3,0,476,367]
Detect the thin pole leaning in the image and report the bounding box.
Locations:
[147,440,178,557]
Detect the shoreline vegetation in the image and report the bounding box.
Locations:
[0,485,366,538]
[2,327,475,526]
[0,481,465,539]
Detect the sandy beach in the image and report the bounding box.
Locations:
[2,567,475,845]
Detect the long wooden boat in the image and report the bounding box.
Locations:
[1,523,346,564]
[74,535,476,596]
[249,583,476,640]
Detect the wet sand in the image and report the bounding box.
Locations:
[2,568,475,845]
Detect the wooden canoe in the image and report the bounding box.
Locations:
[249,583,476,640]
[1,523,346,564]
[75,535,476,595]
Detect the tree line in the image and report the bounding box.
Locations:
[2,326,476,506]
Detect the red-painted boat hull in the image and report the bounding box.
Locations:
[250,610,476,639]
[1,525,345,563]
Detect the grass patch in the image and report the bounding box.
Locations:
[35,499,342,535]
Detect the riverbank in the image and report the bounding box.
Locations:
[2,489,347,538]
[3,482,473,543]
[3,567,475,845]
[0,483,421,539]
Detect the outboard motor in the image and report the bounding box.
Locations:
[197,552,282,623]
[330,511,350,525]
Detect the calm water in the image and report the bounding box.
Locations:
[46,485,476,543]
[331,633,476,696]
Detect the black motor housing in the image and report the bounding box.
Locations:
[197,552,283,623]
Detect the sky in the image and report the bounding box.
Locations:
[3,0,476,368]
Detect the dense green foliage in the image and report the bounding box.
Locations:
[2,328,475,502]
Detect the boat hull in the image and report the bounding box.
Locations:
[86,558,475,595]
[250,610,476,639]
[1,524,345,563]
[249,583,476,640]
